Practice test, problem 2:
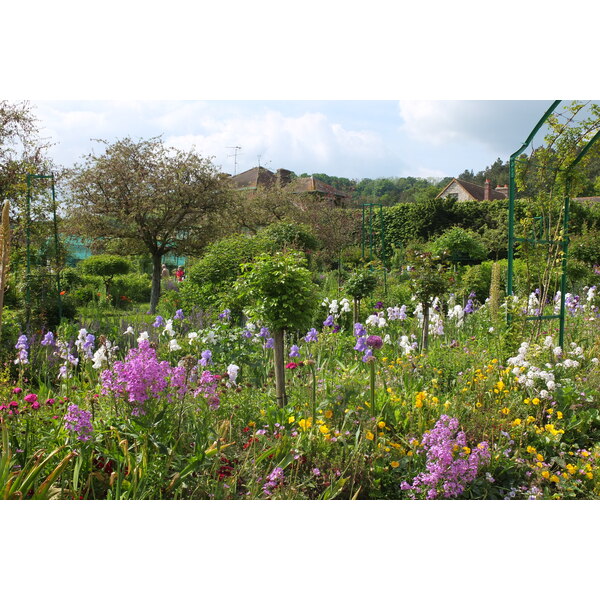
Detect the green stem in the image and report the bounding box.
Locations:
[370,360,376,417]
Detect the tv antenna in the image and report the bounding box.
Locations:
[257,154,271,169]
[226,146,242,175]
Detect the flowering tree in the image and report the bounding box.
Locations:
[236,251,319,407]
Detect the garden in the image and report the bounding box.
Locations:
[2,100,600,501]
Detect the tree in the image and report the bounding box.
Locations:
[79,254,130,301]
[236,251,319,407]
[64,137,230,312]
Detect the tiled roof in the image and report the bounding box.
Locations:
[436,178,508,201]
[290,176,349,197]
[228,167,277,190]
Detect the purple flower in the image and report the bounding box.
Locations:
[200,349,213,366]
[265,337,275,349]
[289,345,300,358]
[401,415,490,500]
[312,468,321,476]
[153,315,165,328]
[362,348,373,362]
[354,336,368,352]
[41,331,55,346]
[14,335,29,365]
[64,404,93,442]
[218,309,231,320]
[354,322,366,337]
[263,466,285,496]
[242,329,253,339]
[464,299,474,314]
[259,327,270,338]
[366,335,383,349]
[374,301,384,309]
[323,315,335,327]
[174,309,185,320]
[304,328,318,343]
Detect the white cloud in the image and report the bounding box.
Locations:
[398,100,553,154]
[165,110,386,176]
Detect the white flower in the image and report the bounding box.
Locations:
[163,319,175,337]
[169,339,181,351]
[188,331,198,343]
[124,326,135,335]
[553,346,562,357]
[227,364,240,384]
[366,314,379,327]
[137,331,149,344]
[489,327,494,333]
[592,357,599,365]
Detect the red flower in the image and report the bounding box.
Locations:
[285,362,298,370]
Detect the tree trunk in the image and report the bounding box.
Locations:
[273,329,287,407]
[150,253,162,314]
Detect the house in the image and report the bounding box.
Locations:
[436,178,509,202]
[228,167,350,206]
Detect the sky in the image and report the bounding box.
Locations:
[33,99,563,181]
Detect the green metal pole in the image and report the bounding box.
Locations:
[558,184,570,349]
[50,174,62,321]
[25,174,32,310]
[507,100,560,300]
[361,204,365,261]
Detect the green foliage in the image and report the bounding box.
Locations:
[258,221,319,253]
[406,249,450,306]
[345,270,378,301]
[430,227,487,263]
[236,251,319,332]
[79,254,131,280]
[182,234,274,313]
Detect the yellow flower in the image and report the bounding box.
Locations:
[378,421,386,429]
[532,398,540,405]
[288,416,295,424]
[391,461,400,468]
[415,398,423,409]
[523,398,530,404]
[319,425,330,435]
[475,402,482,408]
[324,410,333,419]
[511,418,522,426]
[500,407,510,415]
[550,475,560,483]
[541,470,550,479]
[536,454,544,462]
[248,421,256,427]
[365,431,375,441]
[547,408,554,415]
[525,416,535,424]
[462,446,471,455]
[298,418,312,431]
[526,446,536,454]
[496,381,505,391]
[556,411,563,419]
[586,472,594,479]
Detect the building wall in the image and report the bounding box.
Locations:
[440,181,473,202]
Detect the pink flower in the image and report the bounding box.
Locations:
[12,387,22,394]
[285,362,298,370]
[24,393,38,404]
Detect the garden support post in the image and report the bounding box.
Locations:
[273,329,287,407]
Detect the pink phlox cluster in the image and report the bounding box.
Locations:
[194,370,221,409]
[101,341,187,415]
[401,414,490,499]
[64,403,93,442]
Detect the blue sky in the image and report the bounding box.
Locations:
[34,99,561,181]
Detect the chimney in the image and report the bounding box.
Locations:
[276,168,293,187]
[495,184,509,198]
[484,179,491,201]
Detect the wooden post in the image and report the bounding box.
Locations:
[273,329,287,407]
